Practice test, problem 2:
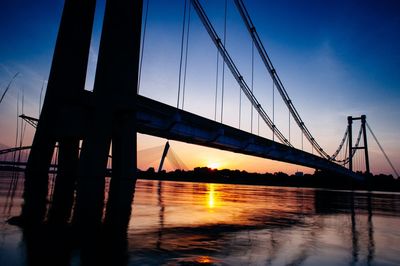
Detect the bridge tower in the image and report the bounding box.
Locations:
[19,0,143,227]
[347,115,370,174]
[158,141,170,173]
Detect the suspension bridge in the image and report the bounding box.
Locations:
[1,0,398,226]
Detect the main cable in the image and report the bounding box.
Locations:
[234,0,331,158]
[191,0,291,146]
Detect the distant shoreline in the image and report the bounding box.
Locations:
[138,167,400,193]
[1,166,399,193]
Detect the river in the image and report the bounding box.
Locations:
[1,172,400,265]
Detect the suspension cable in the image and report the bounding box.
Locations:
[330,128,348,161]
[361,149,365,172]
[167,146,188,171]
[191,0,291,146]
[250,39,254,133]
[272,79,275,141]
[13,88,20,171]
[344,132,349,166]
[14,88,20,156]
[238,18,242,129]
[340,125,363,165]
[288,110,291,144]
[0,72,19,105]
[367,122,400,178]
[39,79,46,117]
[214,49,219,120]
[239,83,241,128]
[355,150,359,172]
[234,0,330,158]
[182,3,192,110]
[19,89,26,148]
[177,0,188,108]
[220,0,227,123]
[353,125,363,157]
[138,0,150,93]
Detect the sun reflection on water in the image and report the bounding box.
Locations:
[195,255,215,264]
[207,183,217,209]
[172,255,219,265]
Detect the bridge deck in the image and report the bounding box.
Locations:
[0,94,356,178]
[136,95,356,178]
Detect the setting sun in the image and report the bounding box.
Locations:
[207,162,220,169]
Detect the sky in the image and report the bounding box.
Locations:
[0,0,399,176]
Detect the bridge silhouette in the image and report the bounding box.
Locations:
[3,0,397,227]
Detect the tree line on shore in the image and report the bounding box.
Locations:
[139,166,400,192]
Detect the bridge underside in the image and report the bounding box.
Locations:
[135,95,355,178]
[2,94,355,178]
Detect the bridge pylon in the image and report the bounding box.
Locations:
[347,115,370,174]
[158,141,170,173]
[18,0,143,228]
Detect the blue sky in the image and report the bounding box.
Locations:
[0,0,399,175]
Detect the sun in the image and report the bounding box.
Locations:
[207,162,220,169]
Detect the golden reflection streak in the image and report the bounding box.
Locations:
[207,183,216,209]
[196,256,214,264]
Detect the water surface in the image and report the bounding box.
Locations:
[1,172,400,265]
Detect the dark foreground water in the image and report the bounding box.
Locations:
[1,172,400,265]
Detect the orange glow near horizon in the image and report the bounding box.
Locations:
[137,133,315,174]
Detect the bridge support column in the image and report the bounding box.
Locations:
[74,131,111,229]
[48,138,80,224]
[104,113,138,231]
[348,116,353,172]
[20,0,96,225]
[347,115,370,174]
[158,141,170,173]
[361,115,370,174]
[74,0,143,230]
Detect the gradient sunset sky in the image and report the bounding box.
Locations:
[0,0,399,175]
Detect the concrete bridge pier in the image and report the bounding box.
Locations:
[104,113,138,231]
[73,0,143,230]
[19,0,143,229]
[20,0,96,225]
[48,138,80,224]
